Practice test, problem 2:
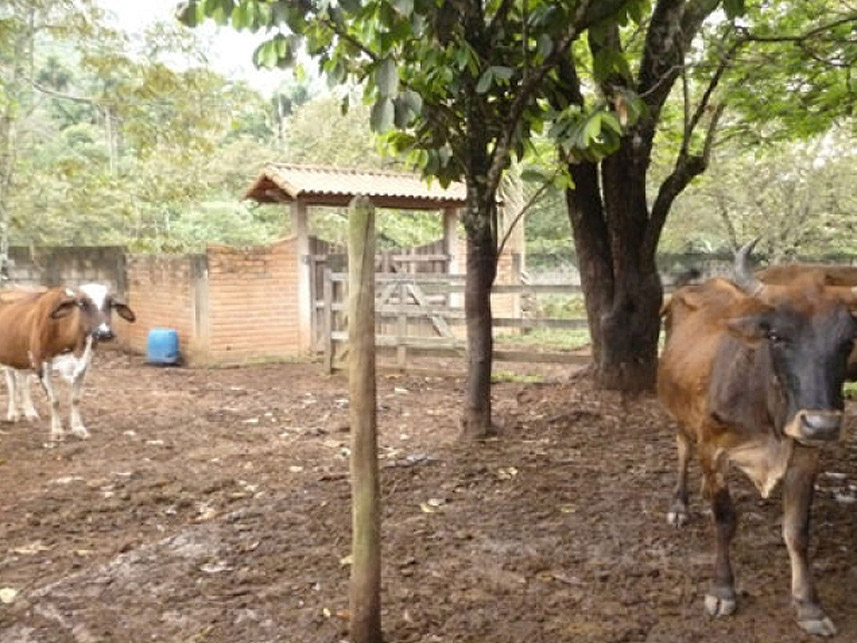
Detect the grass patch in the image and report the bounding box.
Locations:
[844,382,857,399]
[495,327,591,351]
[491,371,545,384]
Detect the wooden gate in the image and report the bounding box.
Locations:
[308,236,452,351]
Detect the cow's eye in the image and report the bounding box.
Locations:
[767,330,789,345]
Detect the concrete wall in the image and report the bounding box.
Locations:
[7,246,126,294]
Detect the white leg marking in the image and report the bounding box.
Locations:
[4,367,19,422]
[20,372,39,421]
[41,362,63,442]
[69,336,92,439]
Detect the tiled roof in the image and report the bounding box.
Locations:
[244,163,467,210]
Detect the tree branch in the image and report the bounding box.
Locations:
[643,102,724,259]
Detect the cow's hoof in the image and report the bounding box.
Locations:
[24,412,40,421]
[704,593,736,617]
[71,426,89,440]
[667,503,688,527]
[798,616,837,637]
[5,414,19,423]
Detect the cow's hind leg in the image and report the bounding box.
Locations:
[39,363,63,442]
[4,367,20,422]
[18,372,39,421]
[701,452,737,617]
[783,447,836,637]
[667,430,692,526]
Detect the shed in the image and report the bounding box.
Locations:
[244,163,471,352]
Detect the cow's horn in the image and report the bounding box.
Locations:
[734,238,764,296]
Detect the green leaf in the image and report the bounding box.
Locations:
[491,66,513,81]
[521,168,549,183]
[536,34,553,60]
[600,111,623,135]
[252,40,280,68]
[475,68,493,94]
[376,58,399,98]
[176,1,200,27]
[370,97,395,132]
[583,113,601,144]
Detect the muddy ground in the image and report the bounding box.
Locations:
[1,351,857,643]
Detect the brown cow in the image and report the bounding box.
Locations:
[0,283,135,442]
[659,241,856,637]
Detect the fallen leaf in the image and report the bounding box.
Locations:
[288,466,304,473]
[11,541,51,555]
[0,588,18,604]
[339,554,353,567]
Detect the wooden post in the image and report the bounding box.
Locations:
[347,195,382,643]
[397,281,407,370]
[291,199,312,351]
[323,268,334,374]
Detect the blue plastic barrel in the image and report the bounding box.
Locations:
[146,328,181,365]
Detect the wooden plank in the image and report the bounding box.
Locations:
[405,282,454,337]
[396,281,407,369]
[323,268,334,374]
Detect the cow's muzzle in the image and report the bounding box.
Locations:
[785,410,843,444]
[93,328,115,341]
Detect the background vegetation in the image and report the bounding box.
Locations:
[1,1,855,268]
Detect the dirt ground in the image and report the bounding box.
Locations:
[2,351,857,643]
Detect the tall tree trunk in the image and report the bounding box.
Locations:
[598,148,663,391]
[567,148,664,392]
[460,198,498,439]
[566,160,613,366]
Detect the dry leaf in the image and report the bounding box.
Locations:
[0,588,18,604]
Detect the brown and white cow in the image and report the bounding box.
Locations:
[0,283,135,441]
[658,241,856,637]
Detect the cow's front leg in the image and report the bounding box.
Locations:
[39,362,63,442]
[69,367,89,439]
[68,336,92,439]
[702,453,737,617]
[4,367,20,422]
[783,447,836,637]
[667,430,692,526]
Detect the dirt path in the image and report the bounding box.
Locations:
[1,352,856,642]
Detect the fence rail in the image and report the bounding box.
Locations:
[321,271,599,375]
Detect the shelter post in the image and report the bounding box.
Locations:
[291,199,312,351]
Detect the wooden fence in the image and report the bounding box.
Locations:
[321,272,595,376]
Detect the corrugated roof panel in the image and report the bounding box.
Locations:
[245,163,467,207]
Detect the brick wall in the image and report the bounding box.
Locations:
[205,238,299,363]
[117,238,301,366]
[116,254,199,359]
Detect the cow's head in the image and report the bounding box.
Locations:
[50,284,136,341]
[730,241,857,444]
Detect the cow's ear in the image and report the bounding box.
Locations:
[727,314,770,348]
[112,301,136,322]
[50,297,77,319]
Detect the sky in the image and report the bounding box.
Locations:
[97,0,289,96]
